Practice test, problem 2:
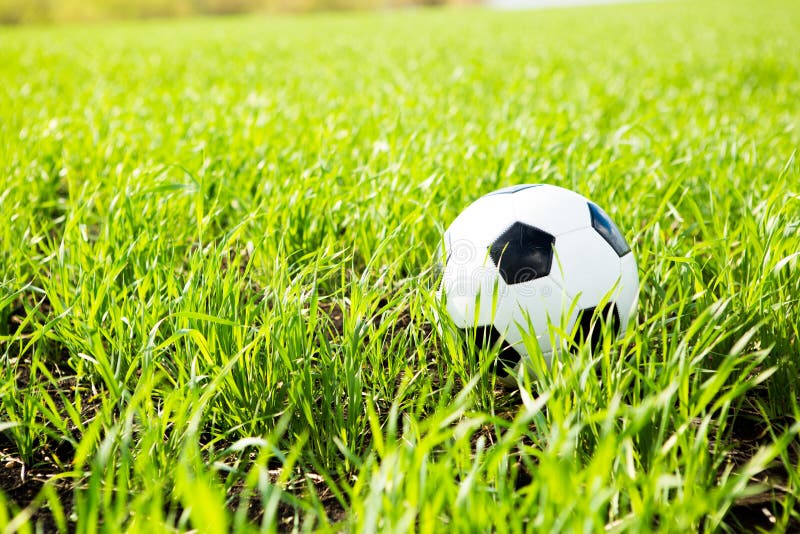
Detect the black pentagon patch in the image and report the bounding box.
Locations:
[489,222,555,284]
[463,325,520,376]
[572,303,620,351]
[588,202,631,257]
[486,184,541,196]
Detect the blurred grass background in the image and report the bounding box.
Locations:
[0,0,474,24]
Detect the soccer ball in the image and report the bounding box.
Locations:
[439,184,638,376]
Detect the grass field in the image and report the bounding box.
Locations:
[1,0,800,531]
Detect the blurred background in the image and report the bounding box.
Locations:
[0,0,462,24]
[0,0,613,24]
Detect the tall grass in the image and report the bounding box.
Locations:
[1,0,799,531]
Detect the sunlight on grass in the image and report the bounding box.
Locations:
[1,0,799,531]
